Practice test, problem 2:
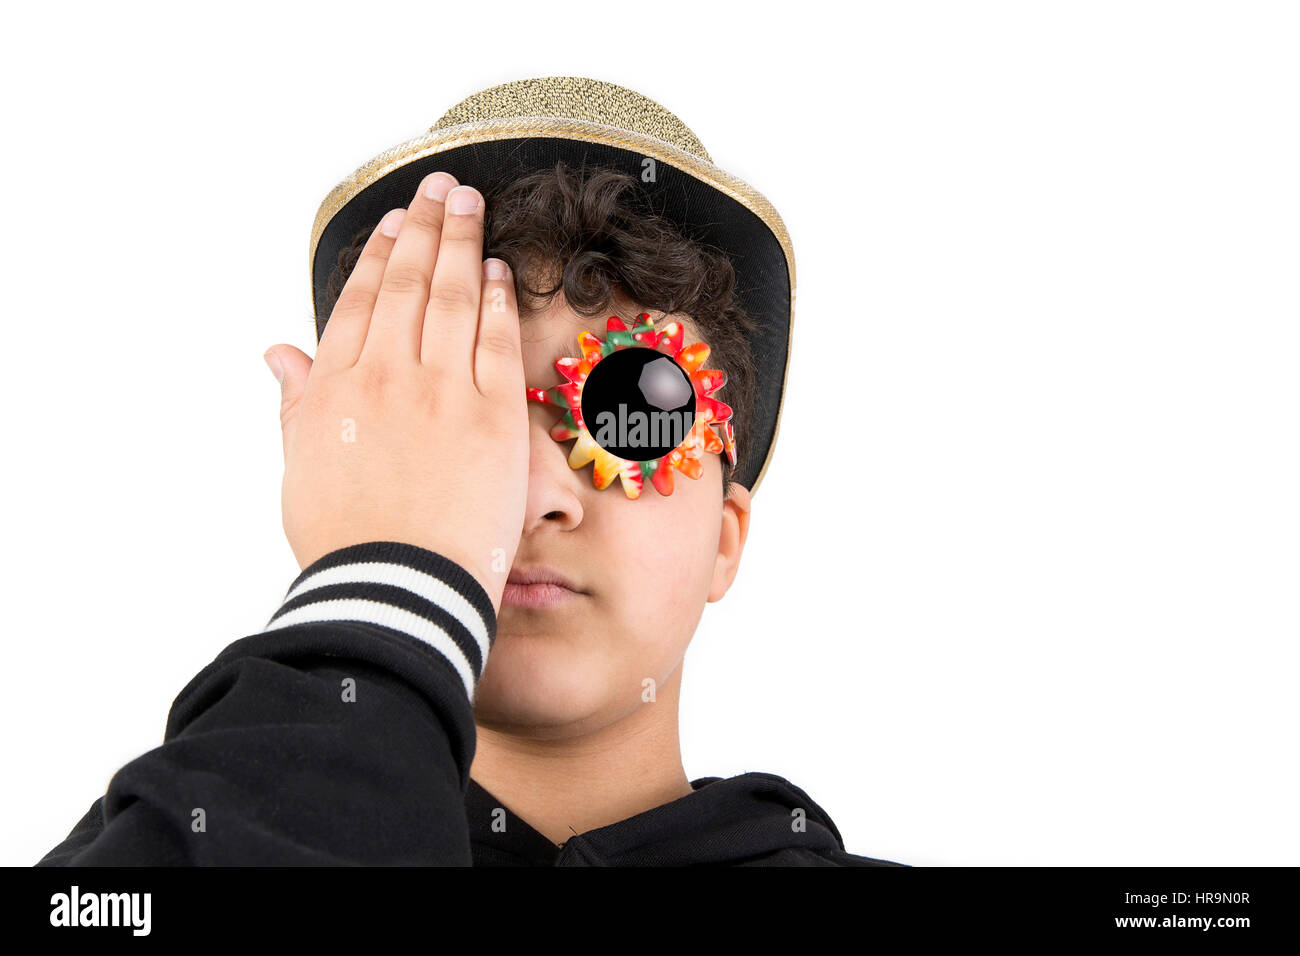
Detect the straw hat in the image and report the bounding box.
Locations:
[309,76,794,495]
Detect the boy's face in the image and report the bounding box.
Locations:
[471,289,751,737]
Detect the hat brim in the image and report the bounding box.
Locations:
[310,117,793,496]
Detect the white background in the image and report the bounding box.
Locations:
[2,1,1295,867]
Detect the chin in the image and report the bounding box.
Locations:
[472,645,618,734]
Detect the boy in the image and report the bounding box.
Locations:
[37,77,905,867]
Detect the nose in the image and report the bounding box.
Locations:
[523,406,585,532]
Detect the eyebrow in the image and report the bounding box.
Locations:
[541,342,574,372]
[527,313,695,375]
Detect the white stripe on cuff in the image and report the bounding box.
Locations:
[282,559,492,666]
[264,597,477,699]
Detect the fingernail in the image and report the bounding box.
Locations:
[484,258,508,280]
[447,186,481,216]
[263,350,284,384]
[378,208,404,238]
[422,171,456,203]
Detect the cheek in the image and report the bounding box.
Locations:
[599,498,719,652]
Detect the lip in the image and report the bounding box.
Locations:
[502,566,585,609]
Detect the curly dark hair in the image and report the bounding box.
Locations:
[320,160,758,500]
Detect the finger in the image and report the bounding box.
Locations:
[264,344,314,456]
[360,170,459,366]
[474,258,524,398]
[421,184,485,377]
[313,210,404,374]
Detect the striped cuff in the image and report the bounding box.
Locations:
[263,541,497,700]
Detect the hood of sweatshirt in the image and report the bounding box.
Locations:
[465,771,904,867]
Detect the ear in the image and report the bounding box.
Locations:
[708,481,752,602]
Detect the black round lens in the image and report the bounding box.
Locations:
[580,348,696,461]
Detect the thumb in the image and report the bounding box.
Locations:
[263,345,313,454]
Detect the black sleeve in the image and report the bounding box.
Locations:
[35,540,496,866]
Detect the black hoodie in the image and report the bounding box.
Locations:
[35,541,905,868]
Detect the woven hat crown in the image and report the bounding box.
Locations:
[429,76,713,163]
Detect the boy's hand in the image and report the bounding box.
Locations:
[262,172,529,610]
